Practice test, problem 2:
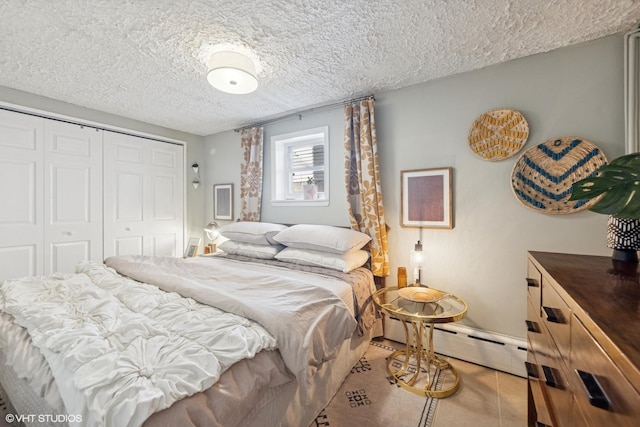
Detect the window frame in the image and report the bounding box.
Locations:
[271,126,329,206]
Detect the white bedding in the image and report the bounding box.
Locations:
[0,255,371,427]
[0,262,276,427]
[104,255,359,390]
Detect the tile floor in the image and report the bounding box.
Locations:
[432,355,528,427]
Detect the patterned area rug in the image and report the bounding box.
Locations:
[313,340,445,427]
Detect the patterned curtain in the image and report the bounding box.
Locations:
[344,98,389,277]
[239,127,264,221]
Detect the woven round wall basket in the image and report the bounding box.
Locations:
[468,108,529,161]
[511,137,608,215]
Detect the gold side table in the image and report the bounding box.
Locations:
[372,286,467,398]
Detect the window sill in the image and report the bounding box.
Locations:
[271,199,329,207]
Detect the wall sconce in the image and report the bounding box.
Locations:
[410,240,424,285]
[192,162,200,189]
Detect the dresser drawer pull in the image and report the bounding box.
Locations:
[576,369,610,410]
[525,361,538,378]
[526,278,539,288]
[542,365,557,388]
[526,320,537,333]
[542,306,562,324]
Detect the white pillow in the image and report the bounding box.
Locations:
[275,247,370,273]
[272,224,371,254]
[219,240,285,259]
[219,222,288,246]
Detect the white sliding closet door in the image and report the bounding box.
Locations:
[43,120,103,275]
[103,132,184,258]
[0,110,44,280]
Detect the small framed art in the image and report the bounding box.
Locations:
[184,237,201,258]
[214,184,233,220]
[401,167,453,229]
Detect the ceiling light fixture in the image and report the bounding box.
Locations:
[207,51,258,94]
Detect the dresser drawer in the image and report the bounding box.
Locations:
[528,377,556,427]
[529,324,574,427]
[526,260,542,316]
[527,297,544,357]
[570,315,640,426]
[541,278,571,365]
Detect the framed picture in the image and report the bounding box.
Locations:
[214,184,233,220]
[401,167,453,229]
[184,237,201,258]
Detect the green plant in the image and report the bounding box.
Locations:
[570,152,640,218]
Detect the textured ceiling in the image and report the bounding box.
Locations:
[0,0,639,136]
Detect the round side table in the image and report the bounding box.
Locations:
[372,286,467,398]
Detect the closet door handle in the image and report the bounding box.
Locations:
[542,365,557,388]
[526,278,539,288]
[542,306,561,323]
[526,320,537,333]
[576,370,610,410]
[64,231,75,236]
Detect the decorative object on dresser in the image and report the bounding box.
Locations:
[468,108,529,161]
[606,216,640,262]
[570,152,640,263]
[511,137,608,214]
[526,251,640,427]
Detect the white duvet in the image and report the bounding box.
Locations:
[104,255,359,391]
[0,261,277,427]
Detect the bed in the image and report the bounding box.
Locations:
[0,223,383,427]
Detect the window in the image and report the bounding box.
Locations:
[271,126,329,205]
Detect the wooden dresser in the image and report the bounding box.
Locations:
[526,251,640,427]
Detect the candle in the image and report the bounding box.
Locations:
[397,267,408,288]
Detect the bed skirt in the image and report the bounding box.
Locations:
[0,319,382,427]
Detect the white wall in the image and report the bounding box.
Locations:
[204,33,626,339]
[0,86,206,243]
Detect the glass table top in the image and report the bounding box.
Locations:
[373,286,467,323]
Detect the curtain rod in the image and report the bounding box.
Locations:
[234,94,374,132]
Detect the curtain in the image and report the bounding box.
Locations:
[344,98,389,277]
[239,127,264,221]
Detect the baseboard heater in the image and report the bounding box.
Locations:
[384,316,527,378]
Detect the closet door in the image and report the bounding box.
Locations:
[43,120,103,274]
[0,110,44,280]
[103,132,184,258]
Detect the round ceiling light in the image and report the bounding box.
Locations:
[207,51,258,95]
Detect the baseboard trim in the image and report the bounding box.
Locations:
[384,316,527,377]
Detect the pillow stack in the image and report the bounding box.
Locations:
[218,222,288,259]
[271,224,371,273]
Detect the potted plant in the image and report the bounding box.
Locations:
[570,152,640,262]
[303,176,317,200]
